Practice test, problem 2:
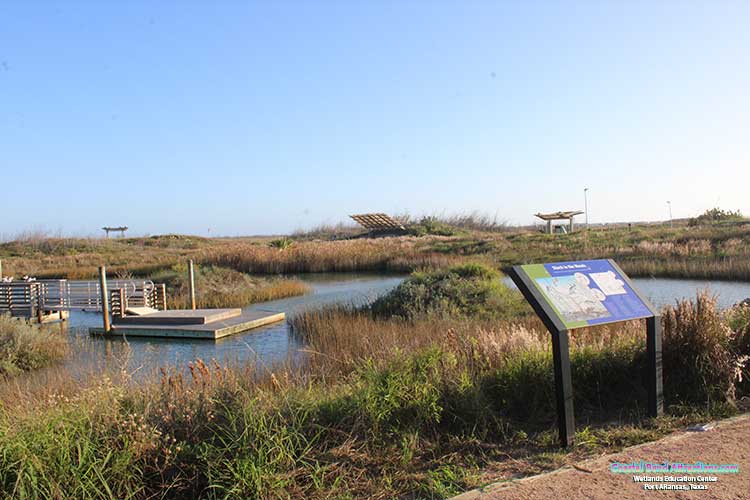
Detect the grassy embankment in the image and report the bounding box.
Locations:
[4,216,750,282]
[204,218,750,281]
[0,233,220,279]
[493,222,750,281]
[1,265,749,499]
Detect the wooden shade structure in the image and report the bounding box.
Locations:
[349,213,406,233]
[535,211,584,234]
[102,226,128,238]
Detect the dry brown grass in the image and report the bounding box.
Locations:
[290,304,651,380]
[4,222,750,282]
[619,258,750,281]
[161,265,311,309]
[202,236,462,274]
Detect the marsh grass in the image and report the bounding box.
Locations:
[662,292,738,406]
[727,304,750,396]
[292,222,362,240]
[151,265,309,309]
[4,222,750,281]
[0,292,746,499]
[0,316,67,376]
[619,257,750,281]
[202,237,461,274]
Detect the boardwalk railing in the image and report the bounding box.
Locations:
[110,283,167,319]
[0,282,42,318]
[0,279,158,316]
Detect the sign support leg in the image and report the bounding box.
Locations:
[646,315,664,417]
[552,329,575,447]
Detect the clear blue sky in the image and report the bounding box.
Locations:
[2,1,748,237]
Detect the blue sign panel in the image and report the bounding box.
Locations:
[518,259,654,329]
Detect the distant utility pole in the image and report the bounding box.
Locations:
[667,201,673,228]
[584,188,589,229]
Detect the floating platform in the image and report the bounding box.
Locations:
[117,308,243,325]
[89,309,285,339]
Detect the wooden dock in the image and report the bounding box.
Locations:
[89,309,285,339]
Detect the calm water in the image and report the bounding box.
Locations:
[56,274,750,374]
[62,273,404,374]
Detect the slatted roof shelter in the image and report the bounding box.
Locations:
[102,226,128,238]
[349,213,407,234]
[535,211,584,234]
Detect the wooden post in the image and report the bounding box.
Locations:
[99,266,111,333]
[159,283,167,310]
[546,220,552,234]
[0,259,3,280]
[35,283,44,323]
[118,288,126,319]
[569,217,575,233]
[188,260,196,310]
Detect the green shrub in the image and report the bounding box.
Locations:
[688,207,744,227]
[369,263,525,320]
[408,216,458,237]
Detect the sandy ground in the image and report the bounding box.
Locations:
[454,415,750,500]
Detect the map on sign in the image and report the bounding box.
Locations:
[517,260,653,329]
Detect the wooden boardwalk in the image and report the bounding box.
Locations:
[89,309,285,339]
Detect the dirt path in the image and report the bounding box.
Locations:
[454,415,750,500]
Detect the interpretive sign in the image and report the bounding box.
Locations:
[508,259,663,447]
[519,260,653,329]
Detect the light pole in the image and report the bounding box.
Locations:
[667,201,673,228]
[584,188,589,230]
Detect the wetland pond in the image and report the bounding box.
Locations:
[54,273,750,376]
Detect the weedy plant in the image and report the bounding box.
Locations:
[269,237,294,250]
[0,316,67,376]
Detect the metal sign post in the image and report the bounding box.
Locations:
[508,259,663,447]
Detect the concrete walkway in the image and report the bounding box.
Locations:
[453,414,750,500]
